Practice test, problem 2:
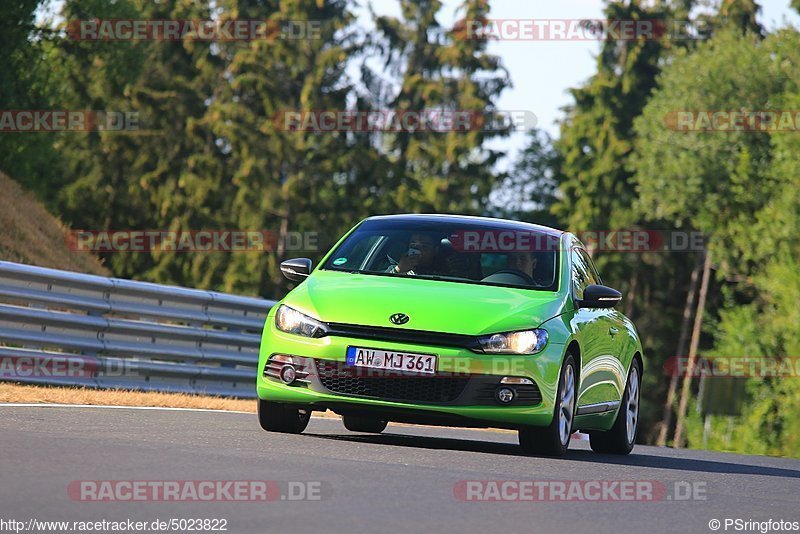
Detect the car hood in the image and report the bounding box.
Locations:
[281,269,566,336]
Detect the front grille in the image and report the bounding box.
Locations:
[325,323,480,351]
[314,360,469,403]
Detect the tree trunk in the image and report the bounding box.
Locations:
[673,250,713,447]
[625,266,638,319]
[273,184,291,298]
[656,252,703,446]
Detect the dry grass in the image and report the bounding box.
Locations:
[0,172,108,275]
[0,382,257,412]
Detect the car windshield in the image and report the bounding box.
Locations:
[321,218,560,291]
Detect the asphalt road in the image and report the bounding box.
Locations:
[1,405,799,534]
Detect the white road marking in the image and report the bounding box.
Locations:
[0,402,340,420]
[0,402,253,414]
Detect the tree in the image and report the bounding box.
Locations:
[553,0,677,230]
[489,128,560,226]
[208,0,359,296]
[550,0,696,438]
[56,0,227,288]
[368,0,510,214]
[0,0,64,204]
[632,27,800,455]
[713,0,763,36]
[631,29,789,276]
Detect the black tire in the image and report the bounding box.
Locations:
[342,415,388,433]
[257,399,311,434]
[519,354,577,457]
[589,358,642,455]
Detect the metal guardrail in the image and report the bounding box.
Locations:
[0,261,275,398]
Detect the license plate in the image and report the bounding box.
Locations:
[345,346,437,375]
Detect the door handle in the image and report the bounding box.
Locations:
[608,327,619,336]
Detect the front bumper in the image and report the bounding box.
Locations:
[256,321,565,429]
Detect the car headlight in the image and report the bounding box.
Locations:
[478,329,548,354]
[274,305,328,338]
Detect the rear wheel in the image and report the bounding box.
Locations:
[257,399,311,434]
[519,354,576,456]
[589,359,641,455]
[342,415,388,433]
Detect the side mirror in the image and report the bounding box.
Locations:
[578,284,622,309]
[280,258,313,282]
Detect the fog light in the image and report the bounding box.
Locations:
[495,387,515,404]
[279,364,297,385]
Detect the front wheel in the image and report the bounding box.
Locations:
[589,359,641,455]
[257,399,311,434]
[519,354,576,456]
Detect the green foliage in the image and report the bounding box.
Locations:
[553,0,674,231]
[202,0,359,296]
[3,0,799,456]
[0,0,65,204]
[631,30,796,273]
[368,0,510,214]
[633,27,800,457]
[490,129,560,226]
[713,0,763,36]
[547,1,797,450]
[550,0,700,439]
[2,0,509,298]
[55,0,227,288]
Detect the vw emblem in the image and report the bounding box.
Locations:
[390,313,410,325]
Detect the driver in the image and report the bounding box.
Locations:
[506,251,550,285]
[507,251,537,278]
[389,233,440,275]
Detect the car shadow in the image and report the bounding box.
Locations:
[306,430,526,456]
[566,448,800,479]
[304,430,800,480]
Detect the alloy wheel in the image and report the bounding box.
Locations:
[558,364,576,445]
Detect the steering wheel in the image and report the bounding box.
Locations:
[482,269,535,285]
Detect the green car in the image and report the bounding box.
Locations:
[257,214,643,456]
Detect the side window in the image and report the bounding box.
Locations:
[332,234,383,271]
[571,247,599,300]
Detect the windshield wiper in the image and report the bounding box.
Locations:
[407,273,473,282]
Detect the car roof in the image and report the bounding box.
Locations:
[364,213,565,238]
